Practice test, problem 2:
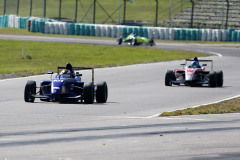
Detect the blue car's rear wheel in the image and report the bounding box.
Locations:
[83,82,94,104]
[24,80,36,102]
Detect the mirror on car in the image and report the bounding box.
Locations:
[76,72,82,76]
[48,72,54,80]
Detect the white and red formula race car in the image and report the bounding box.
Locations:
[165,59,223,87]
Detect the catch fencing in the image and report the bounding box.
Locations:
[1,0,240,29]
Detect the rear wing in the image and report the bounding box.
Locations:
[57,67,94,83]
[184,59,213,70]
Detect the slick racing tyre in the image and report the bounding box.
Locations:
[83,82,94,104]
[130,38,136,46]
[216,70,223,87]
[132,38,137,46]
[24,80,36,102]
[96,81,108,103]
[165,70,175,86]
[149,39,154,46]
[209,71,217,87]
[117,38,122,45]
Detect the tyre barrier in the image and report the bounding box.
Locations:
[1,14,240,42]
[0,15,9,27]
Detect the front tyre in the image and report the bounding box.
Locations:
[209,71,217,87]
[117,38,122,45]
[83,82,94,104]
[216,70,223,87]
[96,81,108,103]
[132,38,137,46]
[165,70,175,86]
[24,80,36,102]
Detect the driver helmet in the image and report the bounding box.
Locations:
[66,63,73,71]
[60,69,71,78]
[194,57,198,61]
[191,61,199,68]
[191,57,200,68]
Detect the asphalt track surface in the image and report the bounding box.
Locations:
[0,35,240,159]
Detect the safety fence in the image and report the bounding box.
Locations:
[1,15,240,42]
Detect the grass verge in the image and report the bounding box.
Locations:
[160,97,240,117]
[0,39,208,76]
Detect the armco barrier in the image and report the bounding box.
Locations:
[68,23,74,35]
[39,22,45,33]
[237,31,240,42]
[0,16,2,27]
[138,27,144,37]
[0,14,240,42]
[232,31,237,42]
[74,24,80,35]
[227,28,234,41]
[0,15,9,27]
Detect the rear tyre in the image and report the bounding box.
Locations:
[209,71,217,87]
[96,81,108,103]
[24,80,36,102]
[165,70,175,86]
[132,38,137,46]
[83,82,94,104]
[130,38,136,46]
[216,70,223,87]
[117,38,122,45]
[149,39,154,46]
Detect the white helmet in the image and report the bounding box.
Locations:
[60,69,71,78]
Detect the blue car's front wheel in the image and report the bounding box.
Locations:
[96,81,108,103]
[24,80,36,103]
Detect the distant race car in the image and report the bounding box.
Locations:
[24,67,108,104]
[165,59,223,87]
[117,33,155,46]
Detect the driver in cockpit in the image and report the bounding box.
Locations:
[60,63,75,78]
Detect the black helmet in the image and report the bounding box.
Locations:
[66,63,73,70]
[194,57,198,61]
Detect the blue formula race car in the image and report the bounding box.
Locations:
[24,64,108,104]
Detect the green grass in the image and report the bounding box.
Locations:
[0,39,208,75]
[160,97,240,117]
[0,28,34,35]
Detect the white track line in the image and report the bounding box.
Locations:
[205,51,223,57]
[196,50,223,57]
[0,74,47,82]
[191,95,240,109]
[148,95,240,119]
